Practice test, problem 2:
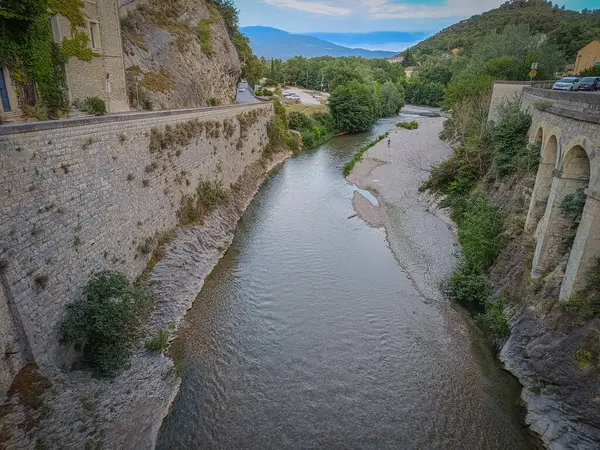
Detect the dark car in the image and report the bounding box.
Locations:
[579,77,600,91]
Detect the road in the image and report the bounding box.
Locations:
[283,86,328,105]
[236,82,260,104]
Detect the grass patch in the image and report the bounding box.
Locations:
[284,104,328,116]
[343,133,389,177]
[197,5,220,56]
[60,271,154,376]
[178,180,228,227]
[138,230,176,283]
[146,329,170,354]
[396,121,419,130]
[141,69,175,93]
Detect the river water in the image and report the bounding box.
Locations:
[157,118,534,449]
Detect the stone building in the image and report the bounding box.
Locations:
[574,40,600,74]
[0,0,129,120]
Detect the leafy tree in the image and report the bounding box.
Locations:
[401,47,417,67]
[329,81,379,133]
[380,81,404,116]
[443,73,493,110]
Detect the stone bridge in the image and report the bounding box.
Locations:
[517,87,600,300]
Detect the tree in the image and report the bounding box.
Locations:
[329,82,379,133]
[381,81,404,116]
[401,47,417,67]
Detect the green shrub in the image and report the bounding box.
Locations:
[83,97,106,116]
[488,101,533,176]
[458,193,505,268]
[60,271,154,376]
[560,188,586,223]
[146,329,170,354]
[574,348,593,363]
[288,111,336,150]
[449,262,493,307]
[586,257,600,288]
[562,295,600,320]
[475,298,510,339]
[255,89,263,96]
[396,121,418,130]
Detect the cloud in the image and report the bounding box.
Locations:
[260,0,504,21]
[359,0,503,19]
[263,0,353,16]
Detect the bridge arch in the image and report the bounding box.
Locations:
[524,131,560,233]
[531,140,590,278]
[559,137,600,300]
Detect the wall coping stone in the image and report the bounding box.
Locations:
[524,87,600,124]
[0,103,271,137]
[494,80,556,85]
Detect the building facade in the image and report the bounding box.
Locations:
[0,0,129,121]
[575,40,600,74]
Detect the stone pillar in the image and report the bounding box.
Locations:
[560,189,600,300]
[525,161,555,233]
[531,170,588,277]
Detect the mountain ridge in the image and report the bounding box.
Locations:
[240,26,397,60]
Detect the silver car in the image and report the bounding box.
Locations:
[552,77,581,91]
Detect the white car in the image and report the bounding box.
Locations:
[552,77,581,91]
[238,88,246,92]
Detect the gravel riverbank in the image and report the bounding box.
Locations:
[348,117,458,301]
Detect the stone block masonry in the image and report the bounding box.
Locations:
[0,103,273,385]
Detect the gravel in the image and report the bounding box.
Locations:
[348,117,460,301]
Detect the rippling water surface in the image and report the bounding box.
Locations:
[157,117,534,449]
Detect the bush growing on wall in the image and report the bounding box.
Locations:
[60,271,154,376]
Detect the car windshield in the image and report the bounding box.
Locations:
[581,77,596,82]
[559,78,576,82]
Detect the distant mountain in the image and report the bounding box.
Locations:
[240,27,397,60]
[306,31,427,52]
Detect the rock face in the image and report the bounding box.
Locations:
[485,175,600,450]
[121,0,241,110]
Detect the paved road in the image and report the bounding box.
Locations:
[283,86,328,105]
[236,82,260,104]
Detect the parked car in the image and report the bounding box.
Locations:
[552,77,581,91]
[238,88,246,92]
[579,77,600,91]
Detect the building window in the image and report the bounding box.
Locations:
[49,15,61,43]
[89,21,101,51]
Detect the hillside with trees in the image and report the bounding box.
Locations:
[412,0,600,61]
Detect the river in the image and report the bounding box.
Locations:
[156,117,535,449]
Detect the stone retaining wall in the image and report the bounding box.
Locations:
[0,103,273,393]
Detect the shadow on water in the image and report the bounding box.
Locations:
[157,116,536,450]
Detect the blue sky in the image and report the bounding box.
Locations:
[238,0,598,51]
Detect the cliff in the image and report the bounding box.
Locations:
[120,0,242,110]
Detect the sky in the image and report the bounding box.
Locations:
[238,0,598,51]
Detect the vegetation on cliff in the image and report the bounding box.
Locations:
[60,271,154,376]
[412,0,600,62]
[0,0,95,118]
[422,99,538,340]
